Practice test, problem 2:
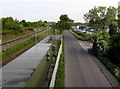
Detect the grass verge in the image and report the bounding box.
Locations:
[70,31,89,41]
[97,55,120,81]
[54,36,64,88]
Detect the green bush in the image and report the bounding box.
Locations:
[2,29,16,34]
[55,36,64,88]
[91,31,110,55]
[55,52,64,88]
[97,56,120,80]
[108,34,120,64]
[2,17,48,35]
[72,31,88,41]
[73,31,85,37]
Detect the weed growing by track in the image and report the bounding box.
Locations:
[2,29,52,62]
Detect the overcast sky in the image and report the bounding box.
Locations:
[0,0,120,22]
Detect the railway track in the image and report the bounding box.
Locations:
[0,29,48,50]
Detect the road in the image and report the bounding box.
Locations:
[64,30,119,88]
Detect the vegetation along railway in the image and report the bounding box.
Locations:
[1,29,48,50]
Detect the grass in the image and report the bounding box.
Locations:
[71,31,89,41]
[97,55,120,81]
[54,35,64,88]
[2,31,34,43]
[2,26,46,43]
[2,29,15,35]
[1,29,52,62]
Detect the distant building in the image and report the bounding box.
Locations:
[72,23,86,29]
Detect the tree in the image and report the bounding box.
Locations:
[42,21,47,27]
[51,22,57,34]
[108,34,120,64]
[84,6,104,31]
[91,31,110,55]
[2,17,14,30]
[118,6,120,30]
[57,14,73,33]
[2,17,49,34]
[20,20,30,27]
[105,6,118,35]
[79,25,86,30]
[84,6,118,35]
[2,17,21,34]
[84,6,120,65]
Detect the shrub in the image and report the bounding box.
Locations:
[108,34,120,64]
[72,31,88,41]
[91,31,110,55]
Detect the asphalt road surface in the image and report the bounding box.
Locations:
[64,30,119,88]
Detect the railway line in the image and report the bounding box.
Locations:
[0,29,48,50]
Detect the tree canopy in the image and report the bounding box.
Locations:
[2,17,20,30]
[56,14,74,33]
[84,6,120,65]
[2,17,47,34]
[84,6,118,35]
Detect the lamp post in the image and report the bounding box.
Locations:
[34,29,37,57]
[34,29,37,44]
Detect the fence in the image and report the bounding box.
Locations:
[49,37,62,88]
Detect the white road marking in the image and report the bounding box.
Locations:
[78,41,88,52]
